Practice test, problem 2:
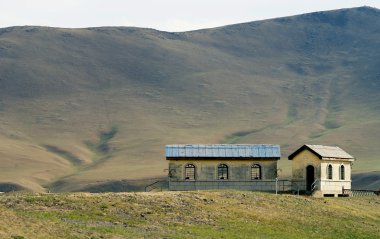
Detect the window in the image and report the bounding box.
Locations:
[327,164,333,180]
[184,164,195,180]
[218,164,228,180]
[251,164,262,180]
[340,165,345,180]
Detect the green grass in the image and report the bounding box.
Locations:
[0,191,379,238]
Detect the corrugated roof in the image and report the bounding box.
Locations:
[166,144,281,158]
[288,144,354,160]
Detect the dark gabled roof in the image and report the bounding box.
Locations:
[166,144,281,159]
[288,144,355,160]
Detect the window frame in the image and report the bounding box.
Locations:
[217,164,229,180]
[184,163,196,180]
[251,164,262,180]
[339,164,345,180]
[327,164,333,180]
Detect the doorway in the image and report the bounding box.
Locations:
[306,165,315,191]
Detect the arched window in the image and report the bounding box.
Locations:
[327,164,333,180]
[251,164,262,180]
[218,164,228,180]
[184,164,195,180]
[340,165,345,180]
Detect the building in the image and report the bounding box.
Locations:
[166,144,281,191]
[288,144,355,197]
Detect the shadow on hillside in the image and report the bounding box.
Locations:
[62,177,167,192]
[352,171,380,190]
[0,183,28,192]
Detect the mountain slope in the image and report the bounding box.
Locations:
[0,7,380,191]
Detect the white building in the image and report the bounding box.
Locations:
[288,145,355,197]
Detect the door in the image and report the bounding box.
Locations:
[306,165,315,191]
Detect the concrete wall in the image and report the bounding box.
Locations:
[167,158,278,191]
[319,180,351,195]
[168,158,278,181]
[169,180,290,191]
[320,161,351,181]
[320,161,352,195]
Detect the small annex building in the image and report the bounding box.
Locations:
[166,144,281,191]
[288,144,355,197]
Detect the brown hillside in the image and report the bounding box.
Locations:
[0,7,380,191]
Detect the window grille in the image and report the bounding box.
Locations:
[251,164,262,180]
[218,164,228,180]
[185,164,195,180]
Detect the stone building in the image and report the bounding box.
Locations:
[166,144,281,191]
[288,144,355,197]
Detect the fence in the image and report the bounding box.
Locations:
[343,189,379,197]
[168,179,292,192]
[145,180,169,192]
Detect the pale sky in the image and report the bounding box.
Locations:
[1,0,380,32]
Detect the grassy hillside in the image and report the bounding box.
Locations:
[0,7,380,191]
[0,191,379,238]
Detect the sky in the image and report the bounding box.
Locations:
[1,0,380,32]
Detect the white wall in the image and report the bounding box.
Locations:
[320,161,352,195]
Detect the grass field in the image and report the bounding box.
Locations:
[0,191,379,239]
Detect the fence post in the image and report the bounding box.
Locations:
[275,178,278,195]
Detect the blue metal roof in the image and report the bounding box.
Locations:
[166,144,281,158]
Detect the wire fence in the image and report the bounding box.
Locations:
[343,189,379,197]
